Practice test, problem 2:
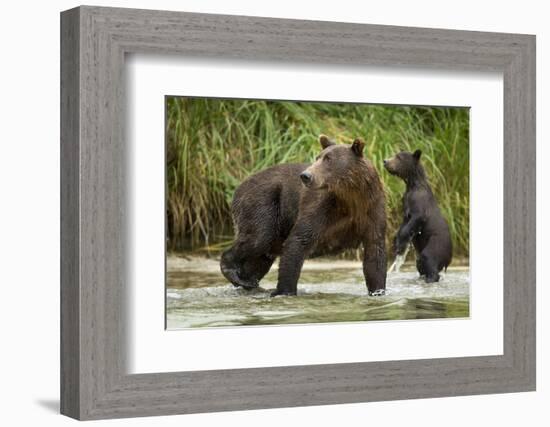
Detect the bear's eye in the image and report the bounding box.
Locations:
[323,155,331,162]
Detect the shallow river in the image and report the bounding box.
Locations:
[166,256,469,329]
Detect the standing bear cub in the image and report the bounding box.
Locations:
[221,135,387,296]
[384,149,452,282]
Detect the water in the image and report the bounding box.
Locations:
[166,256,470,329]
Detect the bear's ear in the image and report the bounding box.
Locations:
[319,134,335,149]
[351,138,365,157]
[413,149,422,161]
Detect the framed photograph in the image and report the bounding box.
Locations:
[61,6,536,420]
[164,97,470,330]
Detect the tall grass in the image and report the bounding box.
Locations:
[166,97,469,258]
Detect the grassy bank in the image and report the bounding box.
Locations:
[166,97,469,258]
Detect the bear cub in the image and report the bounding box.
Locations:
[384,149,452,282]
[221,135,387,296]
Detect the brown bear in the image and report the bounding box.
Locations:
[383,149,452,282]
[220,135,387,296]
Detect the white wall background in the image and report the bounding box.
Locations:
[0,0,546,425]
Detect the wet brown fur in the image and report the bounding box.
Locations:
[221,136,387,296]
[384,149,452,283]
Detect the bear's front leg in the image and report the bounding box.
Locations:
[363,239,387,296]
[271,225,316,297]
[394,216,422,255]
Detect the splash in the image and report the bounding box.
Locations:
[166,256,469,329]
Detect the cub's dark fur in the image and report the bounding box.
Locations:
[221,135,387,296]
[384,149,452,282]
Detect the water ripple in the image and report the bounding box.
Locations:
[166,257,469,329]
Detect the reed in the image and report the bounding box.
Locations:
[166,97,470,258]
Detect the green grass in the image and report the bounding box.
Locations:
[166,97,470,258]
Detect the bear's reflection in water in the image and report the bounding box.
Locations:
[166,256,469,329]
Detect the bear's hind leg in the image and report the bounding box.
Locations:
[416,255,426,276]
[418,252,440,283]
[224,187,281,290]
[220,246,251,288]
[221,235,276,290]
[240,254,275,288]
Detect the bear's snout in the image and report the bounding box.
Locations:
[383,158,394,174]
[300,171,313,186]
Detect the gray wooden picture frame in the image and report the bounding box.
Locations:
[60,5,536,421]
